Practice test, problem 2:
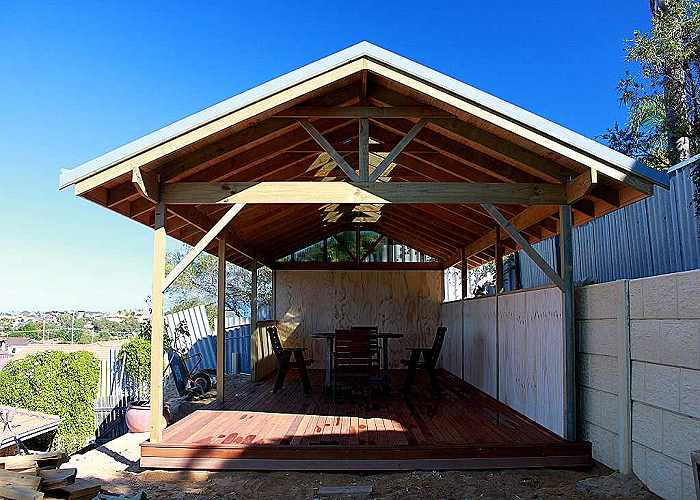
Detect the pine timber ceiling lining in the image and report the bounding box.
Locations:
[78,70,652,271]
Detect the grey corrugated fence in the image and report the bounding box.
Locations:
[165,304,271,375]
[514,158,699,289]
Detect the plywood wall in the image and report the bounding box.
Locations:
[464,297,498,397]
[439,286,564,436]
[498,287,564,436]
[439,300,462,377]
[274,270,442,369]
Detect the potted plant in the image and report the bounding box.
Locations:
[119,334,169,433]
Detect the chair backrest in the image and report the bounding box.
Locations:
[429,326,448,367]
[334,329,372,371]
[350,326,380,365]
[267,326,284,359]
[350,326,378,335]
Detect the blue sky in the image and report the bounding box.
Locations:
[0,1,651,311]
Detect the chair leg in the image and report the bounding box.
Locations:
[427,365,440,398]
[332,371,336,402]
[403,351,421,395]
[421,352,440,398]
[273,361,288,393]
[294,352,312,395]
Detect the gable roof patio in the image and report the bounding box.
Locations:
[59,41,669,470]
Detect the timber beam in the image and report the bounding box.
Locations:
[369,119,428,182]
[299,120,360,181]
[132,167,159,203]
[270,261,444,271]
[276,106,451,118]
[566,169,597,203]
[160,181,569,205]
[455,205,559,266]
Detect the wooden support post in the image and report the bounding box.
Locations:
[460,248,468,300]
[495,226,504,293]
[216,237,226,405]
[460,247,467,381]
[559,204,576,441]
[250,260,258,337]
[358,118,369,182]
[272,269,277,321]
[149,201,166,443]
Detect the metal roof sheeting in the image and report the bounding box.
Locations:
[0,406,60,450]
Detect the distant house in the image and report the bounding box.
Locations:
[0,337,32,353]
[0,337,32,369]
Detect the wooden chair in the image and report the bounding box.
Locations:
[267,326,312,395]
[332,329,377,401]
[350,326,381,369]
[402,326,447,397]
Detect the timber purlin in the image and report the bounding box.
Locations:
[140,370,592,471]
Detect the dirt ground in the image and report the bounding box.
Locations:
[68,434,660,500]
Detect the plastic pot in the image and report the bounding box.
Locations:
[125,401,170,433]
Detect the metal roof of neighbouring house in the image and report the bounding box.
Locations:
[57,41,671,270]
[0,406,61,450]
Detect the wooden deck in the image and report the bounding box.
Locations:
[141,370,592,470]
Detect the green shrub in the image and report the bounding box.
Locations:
[117,336,151,400]
[0,351,100,454]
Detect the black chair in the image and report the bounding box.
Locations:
[267,326,312,395]
[332,329,378,402]
[402,326,447,397]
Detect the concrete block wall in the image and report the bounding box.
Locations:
[628,270,700,500]
[576,269,700,500]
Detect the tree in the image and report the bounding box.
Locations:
[165,244,272,322]
[602,0,700,212]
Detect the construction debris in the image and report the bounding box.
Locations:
[0,452,142,500]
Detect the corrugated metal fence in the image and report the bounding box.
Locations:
[443,159,699,298]
[164,304,271,376]
[514,158,699,289]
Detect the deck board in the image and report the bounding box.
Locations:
[141,370,591,470]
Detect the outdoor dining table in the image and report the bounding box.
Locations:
[311,331,404,390]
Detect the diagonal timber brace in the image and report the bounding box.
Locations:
[481,203,565,290]
[162,203,246,293]
[299,120,360,181]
